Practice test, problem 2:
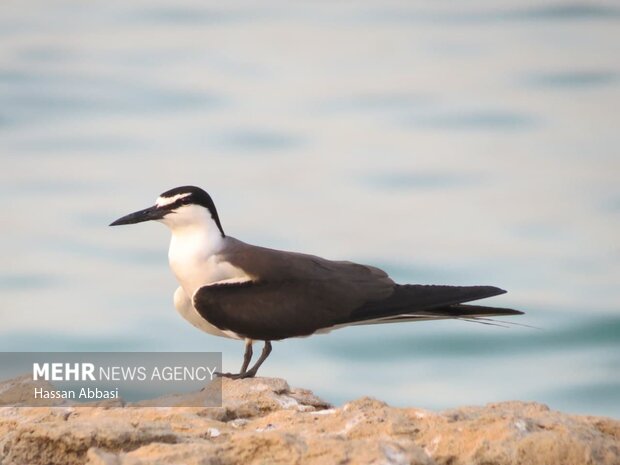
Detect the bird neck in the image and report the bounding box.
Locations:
[167,219,225,295]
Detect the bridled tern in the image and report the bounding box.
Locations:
[110,186,523,379]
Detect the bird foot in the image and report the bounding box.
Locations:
[215,371,256,380]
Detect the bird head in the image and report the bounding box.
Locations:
[109,186,225,237]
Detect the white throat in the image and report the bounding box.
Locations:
[161,204,246,297]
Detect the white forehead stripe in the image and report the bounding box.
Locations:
[156,192,191,207]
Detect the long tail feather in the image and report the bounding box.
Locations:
[344,303,524,328]
[346,285,510,324]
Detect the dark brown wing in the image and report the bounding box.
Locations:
[194,238,396,340]
[194,279,357,340]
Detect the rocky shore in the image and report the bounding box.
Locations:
[0,376,618,465]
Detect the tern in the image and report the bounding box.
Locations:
[110,186,523,378]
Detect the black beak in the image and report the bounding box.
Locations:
[109,205,166,226]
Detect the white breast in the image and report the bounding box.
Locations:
[161,204,252,338]
[167,224,250,298]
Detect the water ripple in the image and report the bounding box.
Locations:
[0,70,226,124]
[359,4,620,24]
[127,6,263,25]
[0,273,59,290]
[319,93,431,113]
[212,128,305,152]
[525,70,618,89]
[507,4,620,21]
[408,110,538,131]
[364,172,485,191]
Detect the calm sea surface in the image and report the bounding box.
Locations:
[1,1,619,417]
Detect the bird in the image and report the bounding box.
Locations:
[110,185,523,379]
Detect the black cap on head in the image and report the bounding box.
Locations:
[157,186,225,236]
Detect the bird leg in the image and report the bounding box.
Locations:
[215,341,272,379]
[215,339,255,379]
[239,339,253,373]
[241,341,272,378]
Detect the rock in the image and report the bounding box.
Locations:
[0,376,618,465]
[0,375,65,407]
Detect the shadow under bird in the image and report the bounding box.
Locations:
[110,186,523,378]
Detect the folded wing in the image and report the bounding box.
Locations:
[193,238,521,340]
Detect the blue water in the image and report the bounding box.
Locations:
[1,1,619,418]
